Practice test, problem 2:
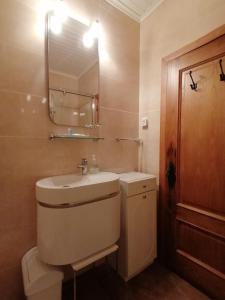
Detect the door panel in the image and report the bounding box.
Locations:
[180,58,225,213]
[176,251,225,300]
[177,204,225,239]
[161,33,225,300]
[177,222,225,274]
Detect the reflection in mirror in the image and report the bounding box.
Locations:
[47,13,99,127]
[49,90,94,127]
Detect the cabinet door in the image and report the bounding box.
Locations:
[126,191,157,277]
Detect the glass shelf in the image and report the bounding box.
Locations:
[49,133,104,141]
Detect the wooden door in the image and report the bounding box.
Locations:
[160,30,225,300]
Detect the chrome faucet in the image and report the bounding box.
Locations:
[77,158,88,175]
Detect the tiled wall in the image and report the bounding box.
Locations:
[0,0,139,298]
[139,0,225,179]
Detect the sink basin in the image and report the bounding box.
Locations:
[36,172,121,265]
[36,172,119,206]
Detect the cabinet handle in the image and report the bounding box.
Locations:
[143,185,147,188]
[143,195,147,199]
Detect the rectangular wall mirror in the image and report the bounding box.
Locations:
[47,13,99,127]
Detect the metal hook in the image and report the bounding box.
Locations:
[219,59,225,81]
[189,71,197,91]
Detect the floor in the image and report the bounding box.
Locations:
[62,262,211,300]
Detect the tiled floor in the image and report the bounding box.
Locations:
[62,262,211,300]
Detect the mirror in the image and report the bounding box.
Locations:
[47,14,99,127]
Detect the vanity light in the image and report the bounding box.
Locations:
[90,20,102,39]
[83,20,101,48]
[53,0,68,22]
[49,0,68,34]
[83,31,95,48]
[50,15,63,34]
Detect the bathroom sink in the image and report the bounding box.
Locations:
[36,172,120,206]
[36,172,121,265]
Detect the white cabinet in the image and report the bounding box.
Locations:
[118,172,157,281]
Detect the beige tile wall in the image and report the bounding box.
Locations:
[139,0,225,180]
[0,0,139,298]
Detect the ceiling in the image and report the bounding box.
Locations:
[105,0,164,22]
[49,17,98,78]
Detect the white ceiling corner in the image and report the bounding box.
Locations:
[105,0,165,22]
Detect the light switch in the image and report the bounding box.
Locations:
[141,117,148,129]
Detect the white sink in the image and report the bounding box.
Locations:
[36,172,119,206]
[36,172,121,265]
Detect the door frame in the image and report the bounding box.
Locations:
[159,24,225,262]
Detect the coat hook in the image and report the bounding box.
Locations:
[219,59,225,81]
[189,71,197,91]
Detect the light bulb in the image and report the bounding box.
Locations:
[82,21,102,48]
[50,0,68,35]
[36,0,55,16]
[83,31,94,48]
[90,20,102,39]
[50,15,62,34]
[54,0,68,23]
